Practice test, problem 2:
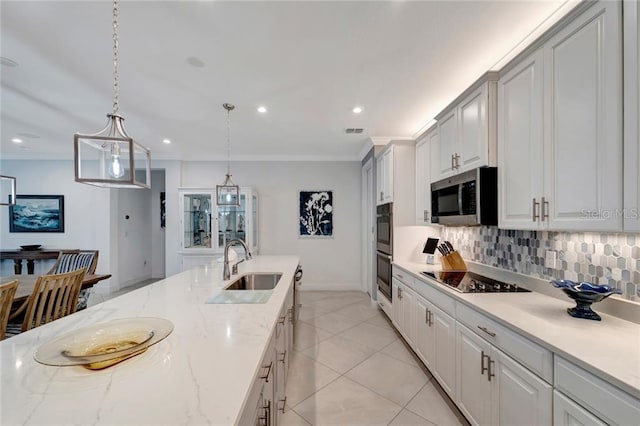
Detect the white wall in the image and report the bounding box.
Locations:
[0,160,112,289]
[151,170,166,278]
[177,161,362,290]
[116,184,152,288]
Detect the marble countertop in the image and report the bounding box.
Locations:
[0,255,299,425]
[393,260,640,400]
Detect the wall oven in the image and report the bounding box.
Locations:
[376,203,393,254]
[376,202,393,301]
[376,251,392,301]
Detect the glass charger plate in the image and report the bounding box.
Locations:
[35,317,174,369]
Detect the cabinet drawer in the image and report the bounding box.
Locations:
[413,278,456,317]
[456,303,552,382]
[554,357,640,425]
[392,267,413,285]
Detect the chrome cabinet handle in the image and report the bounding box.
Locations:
[454,153,461,169]
[425,308,429,324]
[477,325,496,337]
[279,350,287,364]
[287,308,293,323]
[428,310,434,327]
[397,274,404,279]
[380,191,384,201]
[278,397,287,414]
[278,315,286,325]
[424,210,429,221]
[261,400,271,426]
[260,361,273,382]
[481,350,488,376]
[532,198,540,221]
[541,197,549,221]
[451,154,455,170]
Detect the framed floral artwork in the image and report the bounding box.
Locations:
[299,190,333,238]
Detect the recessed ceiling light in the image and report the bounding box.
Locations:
[162,139,171,144]
[11,138,23,144]
[186,56,205,68]
[352,106,363,114]
[257,106,267,113]
[16,132,40,139]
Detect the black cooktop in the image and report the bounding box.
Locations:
[420,270,531,293]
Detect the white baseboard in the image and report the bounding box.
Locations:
[299,281,362,291]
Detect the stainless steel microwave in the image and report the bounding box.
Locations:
[431,167,498,226]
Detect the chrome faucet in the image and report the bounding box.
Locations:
[223,239,253,280]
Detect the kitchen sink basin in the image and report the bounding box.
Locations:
[224,273,283,291]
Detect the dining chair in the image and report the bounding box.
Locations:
[0,280,19,340]
[48,250,99,310]
[5,268,86,337]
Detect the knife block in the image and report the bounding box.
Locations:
[440,252,467,271]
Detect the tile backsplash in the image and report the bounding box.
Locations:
[442,227,640,300]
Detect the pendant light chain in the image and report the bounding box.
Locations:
[112,0,120,115]
[226,107,231,176]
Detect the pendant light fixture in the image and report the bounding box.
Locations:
[216,103,240,206]
[73,0,151,189]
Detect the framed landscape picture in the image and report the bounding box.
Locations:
[9,195,65,233]
[299,190,333,238]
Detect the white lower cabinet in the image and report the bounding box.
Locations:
[240,285,294,426]
[554,390,607,426]
[456,323,552,426]
[392,277,417,347]
[415,296,456,397]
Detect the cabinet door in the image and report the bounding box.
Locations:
[433,305,456,398]
[275,311,287,425]
[382,147,394,203]
[436,110,457,179]
[554,390,607,426]
[624,0,640,231]
[543,1,622,231]
[498,50,545,230]
[415,138,429,225]
[414,297,434,368]
[376,154,386,205]
[458,86,488,171]
[216,191,249,250]
[401,286,416,348]
[456,323,492,426]
[391,279,402,329]
[180,191,214,250]
[493,348,552,426]
[251,193,259,254]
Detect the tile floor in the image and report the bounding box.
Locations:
[282,290,468,426]
[88,284,467,425]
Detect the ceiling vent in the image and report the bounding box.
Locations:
[345,128,364,134]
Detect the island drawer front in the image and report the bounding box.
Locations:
[554,357,640,426]
[413,276,456,317]
[456,303,553,382]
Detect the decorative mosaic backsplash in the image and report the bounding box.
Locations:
[442,227,640,300]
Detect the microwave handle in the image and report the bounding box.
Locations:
[378,253,392,260]
[458,183,464,214]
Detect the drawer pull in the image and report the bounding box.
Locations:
[279,350,287,364]
[278,397,287,413]
[488,357,495,382]
[428,310,434,327]
[278,315,286,325]
[477,325,496,337]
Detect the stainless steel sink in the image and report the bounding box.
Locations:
[224,273,283,291]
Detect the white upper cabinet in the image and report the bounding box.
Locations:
[624,0,640,231]
[543,0,622,231]
[498,50,545,230]
[415,126,436,225]
[498,0,622,231]
[434,74,497,181]
[376,145,394,205]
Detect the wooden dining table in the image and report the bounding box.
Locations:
[0,273,111,303]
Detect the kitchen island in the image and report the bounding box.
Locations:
[0,255,299,425]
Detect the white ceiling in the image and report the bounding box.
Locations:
[1,0,571,162]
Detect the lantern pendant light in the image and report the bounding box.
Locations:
[73,0,151,189]
[216,103,240,206]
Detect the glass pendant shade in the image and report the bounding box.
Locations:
[216,174,240,206]
[0,175,17,205]
[74,114,151,189]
